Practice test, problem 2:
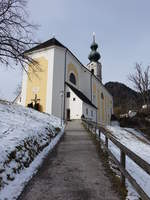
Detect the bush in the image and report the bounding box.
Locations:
[55,127,61,133]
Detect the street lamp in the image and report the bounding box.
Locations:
[59,90,64,127]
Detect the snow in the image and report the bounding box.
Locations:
[0,101,64,200]
[0,129,64,200]
[103,123,150,199]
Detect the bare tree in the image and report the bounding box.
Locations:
[128,63,150,107]
[0,0,39,71]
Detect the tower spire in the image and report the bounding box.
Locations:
[88,33,101,62]
[87,33,102,82]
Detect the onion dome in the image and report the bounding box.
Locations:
[88,33,101,62]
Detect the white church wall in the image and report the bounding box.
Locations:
[99,84,113,125]
[64,49,113,124]
[79,69,113,124]
[20,48,55,114]
[82,102,96,122]
[65,87,70,113]
[30,49,54,114]
[51,47,66,118]
[69,89,82,119]
[98,77,113,125]
[20,65,28,106]
[79,68,92,101]
[45,48,55,114]
[66,51,92,101]
[66,51,80,89]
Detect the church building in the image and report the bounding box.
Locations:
[19,36,113,125]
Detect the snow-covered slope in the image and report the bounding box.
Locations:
[106,124,150,200]
[0,101,64,199]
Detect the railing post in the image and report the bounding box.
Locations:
[99,129,101,139]
[120,150,126,186]
[90,124,92,132]
[92,125,94,134]
[98,129,101,148]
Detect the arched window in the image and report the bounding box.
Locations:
[69,73,76,85]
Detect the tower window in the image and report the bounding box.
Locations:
[73,98,76,101]
[101,93,104,99]
[69,73,76,85]
[91,69,94,74]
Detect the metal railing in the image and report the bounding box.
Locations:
[82,119,150,200]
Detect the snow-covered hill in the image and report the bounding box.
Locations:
[0,101,64,200]
[106,124,150,200]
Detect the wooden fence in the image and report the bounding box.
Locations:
[82,119,150,200]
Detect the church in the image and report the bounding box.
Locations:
[19,36,113,125]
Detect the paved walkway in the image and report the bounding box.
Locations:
[18,120,120,200]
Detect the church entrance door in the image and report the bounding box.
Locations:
[67,109,70,120]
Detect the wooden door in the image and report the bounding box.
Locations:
[67,109,70,120]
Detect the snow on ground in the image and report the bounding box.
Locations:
[0,101,64,200]
[102,123,150,200]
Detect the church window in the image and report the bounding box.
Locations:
[101,93,104,99]
[73,98,76,101]
[91,110,93,117]
[69,73,76,85]
[67,92,70,98]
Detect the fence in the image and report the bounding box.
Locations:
[82,119,150,200]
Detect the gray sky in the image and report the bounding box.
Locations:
[1,0,150,100]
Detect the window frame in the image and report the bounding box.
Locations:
[67,92,70,98]
[69,72,76,85]
[86,108,88,115]
[91,110,93,117]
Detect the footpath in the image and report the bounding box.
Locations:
[18,120,120,200]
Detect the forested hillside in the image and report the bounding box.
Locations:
[105,82,142,114]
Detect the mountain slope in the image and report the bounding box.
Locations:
[105,82,141,112]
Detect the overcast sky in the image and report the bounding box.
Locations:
[1,0,150,100]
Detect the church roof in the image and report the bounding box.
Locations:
[25,38,66,53]
[66,82,97,109]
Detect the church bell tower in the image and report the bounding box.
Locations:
[87,33,102,82]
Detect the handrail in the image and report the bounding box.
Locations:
[82,118,150,200]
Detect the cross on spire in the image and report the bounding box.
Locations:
[93,32,96,43]
[88,33,101,62]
